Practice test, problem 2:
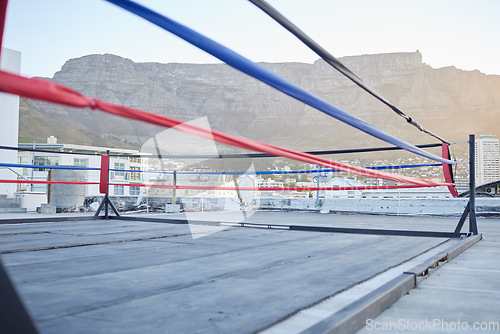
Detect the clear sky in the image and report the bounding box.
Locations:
[3,0,500,78]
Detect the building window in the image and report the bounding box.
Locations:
[34,156,59,171]
[130,166,141,181]
[114,162,125,177]
[18,156,28,176]
[74,158,88,167]
[129,157,141,163]
[130,186,141,196]
[114,185,124,196]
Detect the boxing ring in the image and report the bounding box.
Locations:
[0,0,482,333]
[0,141,477,238]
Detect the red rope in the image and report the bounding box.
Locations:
[0,180,442,191]
[0,180,99,185]
[108,182,442,192]
[0,70,445,187]
[0,0,8,59]
[441,144,459,197]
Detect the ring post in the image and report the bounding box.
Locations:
[453,135,478,235]
[469,134,478,234]
[94,152,120,219]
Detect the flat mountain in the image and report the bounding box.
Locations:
[20,51,500,158]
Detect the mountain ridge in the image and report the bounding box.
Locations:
[20,51,500,155]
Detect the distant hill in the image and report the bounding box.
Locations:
[20,51,500,157]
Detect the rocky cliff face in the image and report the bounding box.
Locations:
[20,51,500,154]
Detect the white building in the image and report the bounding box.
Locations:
[17,138,237,201]
[475,135,500,186]
[324,177,364,198]
[146,169,229,197]
[17,138,145,198]
[0,48,21,198]
[256,177,284,189]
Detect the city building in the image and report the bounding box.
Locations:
[17,138,237,199]
[17,138,146,208]
[324,177,364,198]
[323,177,453,199]
[475,135,500,186]
[146,169,230,198]
[256,177,284,189]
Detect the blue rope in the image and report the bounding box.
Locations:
[110,163,441,175]
[0,163,99,171]
[105,0,455,165]
[2,163,440,175]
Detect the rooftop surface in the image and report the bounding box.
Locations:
[357,216,500,333]
[0,211,498,333]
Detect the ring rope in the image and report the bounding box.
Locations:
[0,179,439,192]
[0,145,105,156]
[107,182,436,192]
[249,0,450,145]
[0,163,100,171]
[108,163,443,175]
[441,144,459,197]
[0,180,99,186]
[0,70,447,187]
[0,162,442,175]
[139,143,443,159]
[0,0,7,59]
[0,143,442,159]
[0,1,453,190]
[104,0,454,165]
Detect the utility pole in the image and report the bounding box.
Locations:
[315,165,321,207]
[172,170,177,205]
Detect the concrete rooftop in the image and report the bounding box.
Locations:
[0,211,498,333]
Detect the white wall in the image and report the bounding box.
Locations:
[259,196,500,216]
[0,48,21,197]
